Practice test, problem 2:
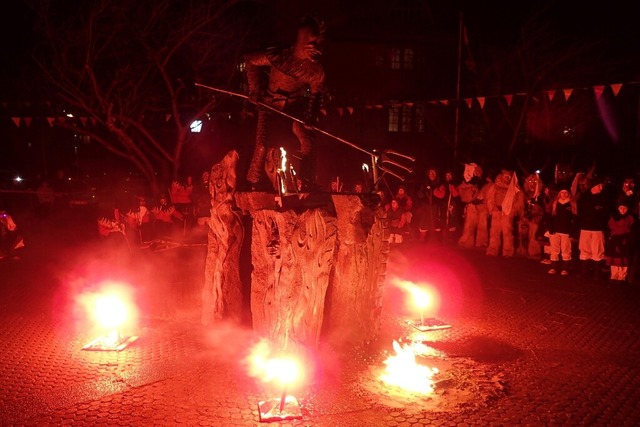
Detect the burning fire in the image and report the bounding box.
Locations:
[379,340,439,394]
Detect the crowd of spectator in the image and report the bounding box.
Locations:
[380,163,640,286]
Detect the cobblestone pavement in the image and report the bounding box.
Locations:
[1,228,640,426]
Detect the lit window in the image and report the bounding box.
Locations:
[401,104,412,132]
[391,48,402,70]
[388,104,400,132]
[415,102,425,133]
[403,48,414,70]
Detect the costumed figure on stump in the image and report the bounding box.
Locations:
[244,15,327,191]
[486,169,524,257]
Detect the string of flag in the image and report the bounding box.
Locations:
[4,80,638,127]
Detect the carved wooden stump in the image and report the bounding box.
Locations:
[250,208,336,352]
[204,150,389,353]
[201,151,244,325]
[326,195,389,348]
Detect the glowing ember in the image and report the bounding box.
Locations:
[379,340,439,394]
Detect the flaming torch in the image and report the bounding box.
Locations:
[247,340,304,422]
[80,282,139,351]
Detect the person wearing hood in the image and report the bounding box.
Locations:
[606,198,634,283]
[545,185,577,275]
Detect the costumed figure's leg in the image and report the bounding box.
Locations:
[528,222,541,259]
[475,206,489,247]
[458,204,478,248]
[486,211,501,256]
[247,109,272,187]
[502,214,515,257]
[292,121,316,186]
[516,217,528,257]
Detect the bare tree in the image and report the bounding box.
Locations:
[30,0,257,195]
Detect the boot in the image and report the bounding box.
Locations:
[559,259,570,276]
[593,260,606,281]
[579,260,592,277]
[548,260,560,275]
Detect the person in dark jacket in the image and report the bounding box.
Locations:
[606,198,635,283]
[577,177,610,280]
[546,187,577,275]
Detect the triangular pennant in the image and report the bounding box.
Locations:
[611,83,622,96]
[374,105,383,109]
[441,100,449,106]
[165,114,171,121]
[80,117,88,127]
[347,106,353,115]
[90,117,97,125]
[24,117,32,127]
[320,108,327,116]
[404,102,414,107]
[504,94,513,106]
[593,85,605,100]
[47,117,56,127]
[477,97,485,109]
[337,107,344,117]
[546,90,556,102]
[11,117,21,127]
[563,88,573,100]
[465,98,473,108]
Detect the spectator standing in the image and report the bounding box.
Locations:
[546,187,577,275]
[386,199,407,244]
[606,198,634,283]
[577,177,609,280]
[416,167,441,243]
[434,169,460,244]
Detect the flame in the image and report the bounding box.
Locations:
[393,279,440,315]
[379,340,439,394]
[78,281,138,335]
[247,339,303,387]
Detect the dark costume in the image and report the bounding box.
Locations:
[244,16,327,190]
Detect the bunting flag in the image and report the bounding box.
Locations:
[477,97,485,109]
[546,90,556,102]
[504,94,513,106]
[24,117,32,127]
[47,117,55,127]
[337,107,344,117]
[563,88,573,100]
[611,83,622,96]
[594,85,605,100]
[347,106,353,115]
[11,117,20,127]
[464,98,473,108]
